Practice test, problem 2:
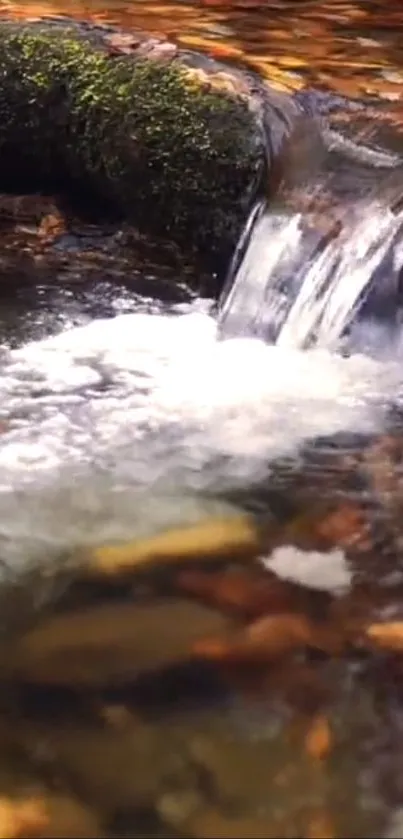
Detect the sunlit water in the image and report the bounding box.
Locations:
[219,199,403,348]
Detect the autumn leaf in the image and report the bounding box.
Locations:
[305,714,332,761]
[176,568,296,619]
[0,798,48,839]
[193,612,344,665]
[365,621,403,652]
[305,810,335,839]
[280,504,372,555]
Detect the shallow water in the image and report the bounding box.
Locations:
[3,0,403,106]
[0,3,403,838]
[0,305,401,567]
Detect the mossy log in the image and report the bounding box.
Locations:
[0,17,304,279]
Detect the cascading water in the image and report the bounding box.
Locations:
[218,197,403,350]
[1,112,403,575]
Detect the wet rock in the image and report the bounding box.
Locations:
[0,16,304,282]
[4,599,237,688]
[241,660,331,716]
[83,515,262,581]
[25,709,203,824]
[0,222,202,297]
[0,194,61,228]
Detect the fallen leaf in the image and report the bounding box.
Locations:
[281,504,371,554]
[176,568,296,618]
[365,621,403,652]
[37,212,67,243]
[305,714,332,761]
[305,811,335,839]
[0,798,48,839]
[276,55,309,69]
[209,42,245,60]
[193,612,343,664]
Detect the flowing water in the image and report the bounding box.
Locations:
[1,2,403,838]
[1,299,400,573]
[218,198,403,349]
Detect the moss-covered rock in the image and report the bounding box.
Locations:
[0,18,278,277]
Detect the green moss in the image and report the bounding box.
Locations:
[0,24,265,273]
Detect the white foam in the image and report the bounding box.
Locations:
[263,545,352,593]
[0,309,399,567]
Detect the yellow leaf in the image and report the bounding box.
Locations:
[178,34,243,59]
[366,622,403,651]
[277,56,309,69]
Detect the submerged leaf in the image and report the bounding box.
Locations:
[306,811,335,839]
[365,621,403,652]
[176,567,296,618]
[305,714,332,761]
[0,797,48,839]
[193,612,343,664]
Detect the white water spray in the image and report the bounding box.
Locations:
[219,200,403,349]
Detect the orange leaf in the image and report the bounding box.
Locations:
[306,811,335,839]
[305,714,332,761]
[0,798,48,839]
[176,568,295,619]
[194,613,320,664]
[365,622,403,651]
[209,43,245,61]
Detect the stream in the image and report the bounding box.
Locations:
[0,2,403,839]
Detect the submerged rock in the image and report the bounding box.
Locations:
[0,17,307,283]
[84,515,262,580]
[4,598,237,688]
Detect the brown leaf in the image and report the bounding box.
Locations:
[305,714,332,761]
[281,504,371,554]
[0,798,48,839]
[176,568,295,619]
[305,811,335,839]
[193,612,342,664]
[0,793,101,838]
[37,212,67,244]
[365,621,403,652]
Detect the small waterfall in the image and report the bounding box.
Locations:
[218,198,403,350]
